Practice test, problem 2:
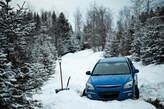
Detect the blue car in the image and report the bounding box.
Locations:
[84,57,139,100]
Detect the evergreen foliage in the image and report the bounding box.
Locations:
[104,0,164,65]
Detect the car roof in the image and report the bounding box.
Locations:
[99,57,128,63]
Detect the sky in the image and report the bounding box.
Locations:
[11,0,130,29]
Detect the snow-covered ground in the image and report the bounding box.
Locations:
[134,62,164,105]
[33,49,164,109]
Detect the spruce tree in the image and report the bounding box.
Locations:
[56,12,73,56]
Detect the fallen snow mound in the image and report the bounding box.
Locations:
[135,62,164,104]
[33,49,157,109]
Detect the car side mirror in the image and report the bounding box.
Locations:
[134,69,139,73]
[86,71,91,75]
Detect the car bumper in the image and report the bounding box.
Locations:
[85,88,134,100]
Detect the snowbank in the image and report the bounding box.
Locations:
[134,62,164,102]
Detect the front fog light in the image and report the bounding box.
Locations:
[124,80,133,89]
[86,83,94,90]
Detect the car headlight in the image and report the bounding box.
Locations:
[86,83,94,90]
[124,80,133,89]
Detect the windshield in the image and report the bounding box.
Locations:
[92,62,130,75]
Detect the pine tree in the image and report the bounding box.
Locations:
[52,11,56,25]
[0,1,38,108]
[48,11,57,46]
[140,12,164,65]
[104,31,120,57]
[56,12,73,56]
[34,12,41,31]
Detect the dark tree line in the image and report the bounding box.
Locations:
[0,0,79,108]
[0,0,38,108]
[0,0,163,108]
[33,11,78,57]
[74,1,163,65]
[104,0,164,65]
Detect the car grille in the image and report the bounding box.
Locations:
[96,84,121,88]
[98,91,119,100]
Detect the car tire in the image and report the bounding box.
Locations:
[135,85,139,99]
[81,89,86,97]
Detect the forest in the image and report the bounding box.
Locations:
[0,0,164,108]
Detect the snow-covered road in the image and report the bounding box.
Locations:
[33,50,160,109]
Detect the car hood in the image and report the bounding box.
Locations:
[89,74,132,86]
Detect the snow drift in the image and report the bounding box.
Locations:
[33,49,164,109]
